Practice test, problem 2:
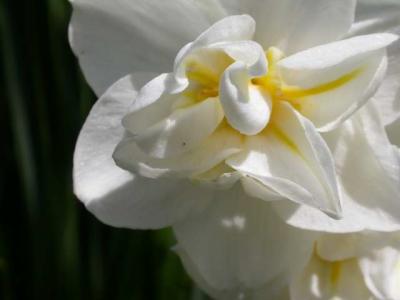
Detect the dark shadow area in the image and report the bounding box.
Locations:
[0,0,194,299]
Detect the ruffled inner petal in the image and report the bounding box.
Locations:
[220,61,272,135]
[113,125,243,179]
[133,97,224,159]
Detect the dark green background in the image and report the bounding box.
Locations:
[1,0,207,299]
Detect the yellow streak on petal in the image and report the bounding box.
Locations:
[281,68,363,100]
[252,47,285,94]
[267,47,285,73]
[330,261,342,288]
[269,124,302,157]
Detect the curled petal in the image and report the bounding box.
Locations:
[220,61,272,135]
[278,33,398,131]
[173,14,256,91]
[210,40,268,77]
[113,126,243,179]
[133,97,224,159]
[122,73,177,135]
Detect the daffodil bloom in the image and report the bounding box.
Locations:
[70,0,400,298]
[291,232,400,300]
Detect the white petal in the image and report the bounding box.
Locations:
[359,246,400,300]
[220,62,272,135]
[86,176,214,230]
[113,126,243,179]
[349,0,400,125]
[74,73,150,203]
[69,0,227,95]
[227,101,341,217]
[173,15,256,90]
[290,252,373,300]
[278,34,397,131]
[173,184,316,298]
[273,104,400,232]
[240,177,281,202]
[179,14,254,50]
[176,247,292,300]
[122,73,177,135]
[182,47,234,88]
[73,73,210,228]
[246,0,356,54]
[133,97,224,159]
[317,232,398,262]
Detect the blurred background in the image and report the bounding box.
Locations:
[1,1,206,299]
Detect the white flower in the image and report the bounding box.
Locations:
[70,0,400,298]
[113,14,357,217]
[290,232,400,300]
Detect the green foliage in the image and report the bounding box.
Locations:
[0,0,208,299]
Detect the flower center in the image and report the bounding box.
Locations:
[179,45,363,137]
[251,47,285,98]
